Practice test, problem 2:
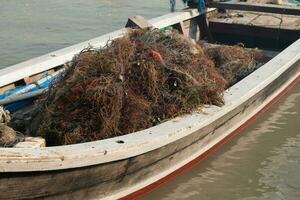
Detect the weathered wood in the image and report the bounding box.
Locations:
[23,69,55,84]
[14,137,46,148]
[208,11,300,48]
[0,39,299,173]
[209,11,300,30]
[0,57,299,199]
[0,83,15,95]
[210,20,300,37]
[210,2,300,15]
[183,18,201,40]
[209,21,300,48]
[125,15,152,28]
[0,8,299,200]
[173,21,189,37]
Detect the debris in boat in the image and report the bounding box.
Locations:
[30,29,227,146]
[9,106,38,134]
[203,44,264,86]
[14,137,45,148]
[0,106,17,147]
[0,106,11,123]
[24,29,265,146]
[0,123,17,147]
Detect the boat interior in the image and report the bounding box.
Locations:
[0,7,299,146]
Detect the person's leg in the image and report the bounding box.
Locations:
[187,1,198,8]
[170,0,176,12]
[187,0,213,41]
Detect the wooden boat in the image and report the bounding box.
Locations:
[0,8,299,200]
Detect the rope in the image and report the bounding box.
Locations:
[0,106,10,124]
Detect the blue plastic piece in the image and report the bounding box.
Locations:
[0,73,60,112]
[5,99,34,113]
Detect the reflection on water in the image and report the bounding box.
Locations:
[142,82,300,200]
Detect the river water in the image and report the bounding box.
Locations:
[143,82,300,200]
[0,0,181,69]
[1,1,300,200]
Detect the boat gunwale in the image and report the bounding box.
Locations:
[0,8,299,172]
[0,38,299,172]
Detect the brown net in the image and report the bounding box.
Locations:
[29,29,227,146]
[0,124,17,147]
[203,43,265,87]
[30,29,264,146]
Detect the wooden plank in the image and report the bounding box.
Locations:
[0,84,15,95]
[23,69,55,84]
[0,60,299,200]
[210,2,300,15]
[209,21,300,42]
[14,137,46,148]
[209,11,300,30]
[0,39,299,173]
[208,11,300,48]
[183,18,201,40]
[125,15,152,28]
[173,21,189,37]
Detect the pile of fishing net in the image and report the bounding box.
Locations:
[203,43,265,86]
[30,29,227,146]
[28,29,264,146]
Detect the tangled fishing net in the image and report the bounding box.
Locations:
[203,44,265,86]
[30,29,227,146]
[28,29,265,146]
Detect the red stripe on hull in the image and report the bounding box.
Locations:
[121,75,300,200]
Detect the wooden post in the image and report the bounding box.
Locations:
[173,21,189,37]
[125,16,152,29]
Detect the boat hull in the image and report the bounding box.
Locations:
[1,8,300,200]
[1,58,299,200]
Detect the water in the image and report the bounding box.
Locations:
[0,0,184,69]
[1,1,300,199]
[143,83,300,200]
[288,0,300,4]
